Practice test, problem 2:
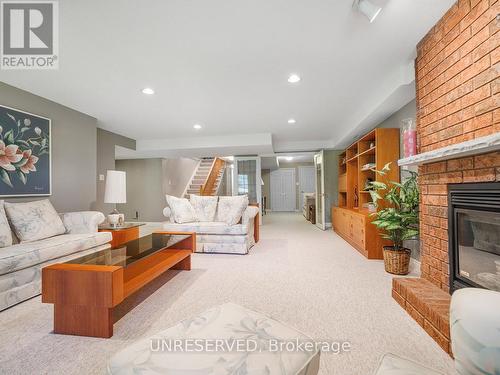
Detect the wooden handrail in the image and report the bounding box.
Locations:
[199,158,225,196]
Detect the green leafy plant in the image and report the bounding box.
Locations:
[368,163,419,251]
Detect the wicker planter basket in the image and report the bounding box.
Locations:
[383,246,411,275]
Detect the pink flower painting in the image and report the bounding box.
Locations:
[0,106,50,193]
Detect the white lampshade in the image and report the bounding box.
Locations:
[104,170,126,204]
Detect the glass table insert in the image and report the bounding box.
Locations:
[66,233,191,268]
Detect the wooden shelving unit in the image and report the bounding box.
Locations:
[333,128,400,259]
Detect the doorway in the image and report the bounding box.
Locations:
[270,168,296,212]
[314,150,326,230]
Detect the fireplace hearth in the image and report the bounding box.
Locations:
[448,183,500,293]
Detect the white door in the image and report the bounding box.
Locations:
[298,166,315,208]
[270,168,296,212]
[314,151,326,230]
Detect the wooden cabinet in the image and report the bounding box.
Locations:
[332,206,381,259]
[332,128,400,260]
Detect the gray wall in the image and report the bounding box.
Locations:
[324,150,343,224]
[95,129,136,213]
[377,99,416,160]
[116,157,199,222]
[375,99,420,260]
[261,169,271,211]
[0,82,97,212]
[162,158,199,198]
[116,158,164,222]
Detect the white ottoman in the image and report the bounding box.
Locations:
[373,353,444,375]
[108,303,320,374]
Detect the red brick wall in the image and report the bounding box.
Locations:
[415,0,500,292]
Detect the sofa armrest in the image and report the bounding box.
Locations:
[163,207,172,222]
[242,205,259,243]
[60,211,105,234]
[241,206,259,225]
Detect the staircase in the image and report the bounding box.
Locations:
[184,157,225,198]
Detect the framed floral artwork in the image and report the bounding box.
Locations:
[0,105,51,197]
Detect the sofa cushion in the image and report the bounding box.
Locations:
[108,302,320,375]
[216,195,249,225]
[4,199,66,242]
[162,221,248,235]
[166,195,197,223]
[0,201,12,248]
[190,194,218,221]
[0,232,112,276]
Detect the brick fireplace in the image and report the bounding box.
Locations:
[392,0,499,355]
[416,0,499,293]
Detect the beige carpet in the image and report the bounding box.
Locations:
[0,213,455,374]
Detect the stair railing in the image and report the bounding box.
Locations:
[199,157,225,196]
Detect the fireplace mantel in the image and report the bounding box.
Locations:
[398,133,500,167]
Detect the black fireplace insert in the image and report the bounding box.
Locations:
[448,182,500,293]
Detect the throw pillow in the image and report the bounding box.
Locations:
[190,194,218,221]
[0,201,13,247]
[216,195,249,225]
[4,199,66,242]
[166,195,197,224]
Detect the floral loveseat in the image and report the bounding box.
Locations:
[0,199,111,311]
[162,195,259,255]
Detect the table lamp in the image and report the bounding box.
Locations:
[104,170,126,227]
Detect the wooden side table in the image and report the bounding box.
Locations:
[98,223,145,249]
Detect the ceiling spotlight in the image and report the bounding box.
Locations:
[353,0,382,23]
[288,118,297,124]
[285,156,294,161]
[287,74,301,83]
[142,87,155,95]
[193,124,202,130]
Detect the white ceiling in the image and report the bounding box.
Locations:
[0,0,454,156]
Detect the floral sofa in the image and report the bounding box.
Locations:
[0,199,111,311]
[162,195,259,255]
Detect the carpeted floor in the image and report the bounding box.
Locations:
[0,213,455,374]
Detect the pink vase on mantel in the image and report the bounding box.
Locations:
[402,118,417,158]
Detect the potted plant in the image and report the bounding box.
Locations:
[369,163,419,275]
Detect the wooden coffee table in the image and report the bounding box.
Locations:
[42,231,195,338]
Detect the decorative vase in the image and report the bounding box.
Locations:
[107,214,120,227]
[383,246,411,275]
[402,118,417,158]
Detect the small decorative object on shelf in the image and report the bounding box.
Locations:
[353,186,359,208]
[361,163,376,171]
[362,202,376,212]
[402,118,417,158]
[363,177,374,191]
[369,141,375,149]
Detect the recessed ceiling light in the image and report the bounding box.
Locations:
[142,88,155,95]
[285,156,294,161]
[287,74,301,83]
[288,118,296,124]
[193,124,202,130]
[353,0,382,23]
